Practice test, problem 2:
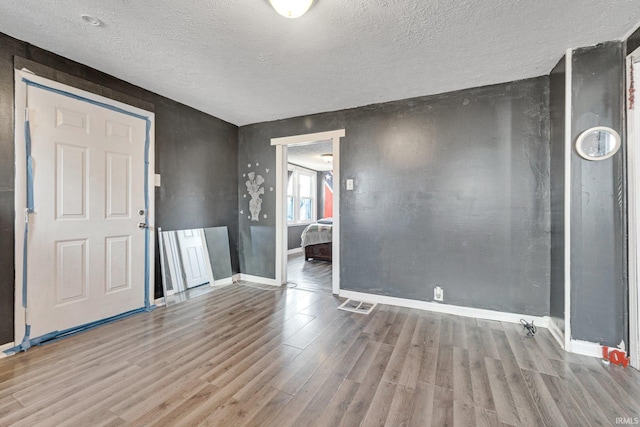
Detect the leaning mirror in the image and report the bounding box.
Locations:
[158,226,233,306]
[575,126,621,161]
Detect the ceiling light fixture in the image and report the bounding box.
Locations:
[321,153,333,163]
[269,0,314,18]
[81,14,102,26]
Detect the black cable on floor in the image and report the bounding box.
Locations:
[520,319,537,337]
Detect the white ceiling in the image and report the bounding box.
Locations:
[288,140,333,171]
[1,1,639,126]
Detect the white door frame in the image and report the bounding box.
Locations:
[564,48,573,352]
[13,70,155,348]
[627,47,640,369]
[271,129,345,295]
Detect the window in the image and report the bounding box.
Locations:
[287,166,317,224]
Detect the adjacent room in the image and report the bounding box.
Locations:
[1,1,640,425]
[286,140,334,293]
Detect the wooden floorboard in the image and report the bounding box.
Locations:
[1,283,640,426]
[287,252,332,294]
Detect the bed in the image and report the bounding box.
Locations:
[301,219,333,262]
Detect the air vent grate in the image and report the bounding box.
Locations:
[338,299,376,315]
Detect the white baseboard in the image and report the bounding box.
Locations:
[288,247,303,255]
[154,297,166,307]
[547,318,565,349]
[338,290,550,327]
[568,339,603,358]
[0,342,17,357]
[214,277,234,286]
[238,274,279,287]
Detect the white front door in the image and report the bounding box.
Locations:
[25,80,149,339]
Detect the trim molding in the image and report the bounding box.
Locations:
[569,339,603,358]
[563,47,573,352]
[238,274,279,287]
[215,277,234,286]
[338,290,549,327]
[288,247,303,255]
[547,318,565,350]
[272,129,344,295]
[627,48,640,370]
[271,129,345,146]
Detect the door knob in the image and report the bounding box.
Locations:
[138,222,148,229]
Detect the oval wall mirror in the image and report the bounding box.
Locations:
[575,126,621,161]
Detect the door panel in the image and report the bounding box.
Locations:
[56,143,88,219]
[106,152,131,218]
[27,84,147,338]
[105,236,131,294]
[177,229,213,289]
[55,239,88,305]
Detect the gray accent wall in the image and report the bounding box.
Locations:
[569,42,627,347]
[549,57,566,333]
[318,171,326,220]
[239,77,551,315]
[0,33,239,344]
[288,225,307,250]
[204,227,234,280]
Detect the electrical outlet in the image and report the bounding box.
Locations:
[434,286,443,302]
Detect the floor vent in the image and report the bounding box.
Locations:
[338,299,376,315]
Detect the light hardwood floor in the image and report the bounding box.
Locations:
[287,252,332,293]
[1,283,640,426]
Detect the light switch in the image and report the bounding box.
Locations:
[154,174,161,187]
[346,178,354,190]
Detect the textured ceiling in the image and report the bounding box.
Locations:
[288,140,333,171]
[1,1,639,126]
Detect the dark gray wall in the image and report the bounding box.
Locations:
[570,42,626,346]
[317,171,326,219]
[204,227,233,280]
[0,32,239,345]
[239,77,551,315]
[238,133,277,277]
[288,225,307,250]
[154,97,239,287]
[549,57,566,332]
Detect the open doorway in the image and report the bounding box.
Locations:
[285,141,334,292]
[271,129,345,295]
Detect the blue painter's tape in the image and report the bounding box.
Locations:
[19,78,153,334]
[22,118,34,310]
[19,324,31,352]
[18,119,34,352]
[22,78,149,121]
[3,307,152,355]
